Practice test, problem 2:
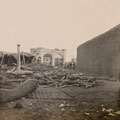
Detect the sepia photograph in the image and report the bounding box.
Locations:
[0,0,120,120]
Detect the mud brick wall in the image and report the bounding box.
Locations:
[77,25,120,79]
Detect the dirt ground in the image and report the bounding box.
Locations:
[0,80,120,120]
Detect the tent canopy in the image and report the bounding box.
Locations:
[0,51,35,66]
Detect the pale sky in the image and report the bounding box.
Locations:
[0,0,120,61]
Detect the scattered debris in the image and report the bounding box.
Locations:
[84,112,90,116]
[34,69,103,89]
[14,103,23,109]
[61,108,65,111]
[28,103,33,106]
[59,103,65,108]
[114,111,120,115]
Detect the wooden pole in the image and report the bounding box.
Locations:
[17,44,21,72]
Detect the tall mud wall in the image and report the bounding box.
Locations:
[77,25,120,79]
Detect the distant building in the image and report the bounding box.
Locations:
[77,24,120,79]
[31,47,66,66]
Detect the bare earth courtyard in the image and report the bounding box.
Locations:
[0,79,120,120]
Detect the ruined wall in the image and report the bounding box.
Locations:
[77,25,120,79]
[30,47,66,66]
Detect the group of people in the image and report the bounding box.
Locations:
[64,61,76,69]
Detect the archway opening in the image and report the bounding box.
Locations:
[43,54,52,65]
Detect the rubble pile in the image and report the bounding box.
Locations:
[1,64,104,89]
[0,64,119,120]
[33,68,103,89]
[0,64,104,104]
[26,63,54,72]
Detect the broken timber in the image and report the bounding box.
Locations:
[0,79,38,104]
